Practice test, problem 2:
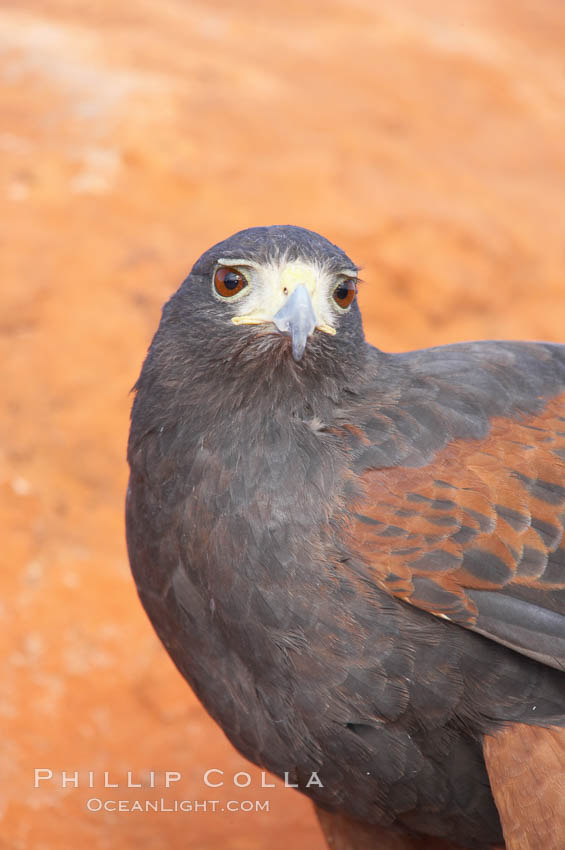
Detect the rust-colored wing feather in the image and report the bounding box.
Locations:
[347,355,565,670]
[483,724,565,850]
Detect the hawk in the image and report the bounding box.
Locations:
[127,226,565,849]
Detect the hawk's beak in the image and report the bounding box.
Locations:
[272,284,317,361]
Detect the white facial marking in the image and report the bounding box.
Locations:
[222,258,352,334]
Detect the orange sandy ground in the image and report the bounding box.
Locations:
[2,1,565,848]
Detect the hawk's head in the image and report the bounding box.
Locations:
[176,226,366,365]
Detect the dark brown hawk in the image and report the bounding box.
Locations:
[127,226,565,850]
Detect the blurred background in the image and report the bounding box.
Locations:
[2,0,564,847]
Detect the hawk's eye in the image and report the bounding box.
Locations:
[214,267,248,298]
[332,279,357,309]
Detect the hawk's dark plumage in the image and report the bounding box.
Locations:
[127,226,565,850]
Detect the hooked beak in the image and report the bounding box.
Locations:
[272,284,317,361]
